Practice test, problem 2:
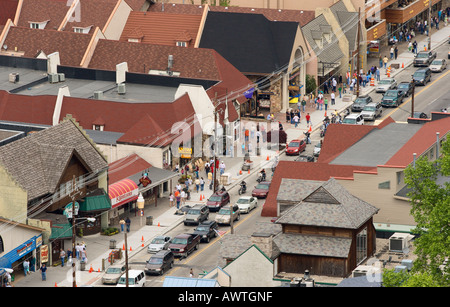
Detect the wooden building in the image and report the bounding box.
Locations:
[273,178,379,278]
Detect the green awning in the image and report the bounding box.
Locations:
[49,223,72,240]
[79,194,111,212]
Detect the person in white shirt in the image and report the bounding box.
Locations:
[331,92,336,105]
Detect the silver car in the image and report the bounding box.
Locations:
[360,102,382,121]
[102,264,126,285]
[376,78,397,93]
[429,59,447,72]
[236,196,257,214]
[147,236,171,254]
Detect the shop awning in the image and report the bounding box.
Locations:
[80,194,111,212]
[109,178,139,209]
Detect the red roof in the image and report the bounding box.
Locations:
[261,161,375,217]
[0,90,56,125]
[108,153,151,184]
[119,11,202,47]
[0,0,18,25]
[385,117,450,167]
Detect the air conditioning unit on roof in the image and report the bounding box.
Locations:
[389,233,414,253]
[118,83,126,94]
[58,73,65,82]
[48,73,59,84]
[352,265,381,278]
[94,91,103,100]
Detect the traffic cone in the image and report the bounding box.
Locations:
[239,170,242,175]
[122,244,125,250]
[248,169,250,174]
[158,222,160,227]
[308,125,312,132]
[141,243,144,247]
[130,246,132,252]
[89,265,93,273]
[402,62,404,68]
[200,194,203,201]
[141,236,144,242]
[55,282,58,287]
[98,268,101,273]
[266,155,269,161]
[370,77,375,86]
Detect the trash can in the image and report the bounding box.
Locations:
[146,216,153,226]
[80,261,86,271]
[109,239,116,249]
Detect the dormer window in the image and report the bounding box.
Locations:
[176,41,187,47]
[93,124,104,131]
[73,26,92,34]
[29,20,49,29]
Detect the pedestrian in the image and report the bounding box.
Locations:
[285,110,290,123]
[338,86,342,98]
[219,161,226,175]
[190,268,194,278]
[40,263,47,281]
[194,178,200,192]
[60,249,66,267]
[67,249,72,265]
[331,92,335,105]
[180,189,186,205]
[125,217,131,232]
[23,259,30,276]
[176,192,181,209]
[169,193,174,207]
[301,97,307,113]
[306,113,311,126]
[119,218,125,232]
[383,56,388,69]
[376,68,380,81]
[394,46,398,60]
[81,248,87,263]
[293,114,299,128]
[200,177,205,191]
[324,98,328,111]
[390,47,394,59]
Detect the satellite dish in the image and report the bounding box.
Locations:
[3,44,7,50]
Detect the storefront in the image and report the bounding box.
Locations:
[108,178,140,225]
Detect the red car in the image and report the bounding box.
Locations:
[206,191,230,212]
[252,181,271,199]
[286,139,306,155]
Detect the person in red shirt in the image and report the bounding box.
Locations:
[305,113,311,126]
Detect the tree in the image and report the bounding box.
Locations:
[305,74,317,95]
[399,137,450,286]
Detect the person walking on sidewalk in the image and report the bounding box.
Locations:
[126,217,131,232]
[40,264,47,281]
[383,56,388,69]
[60,249,66,267]
[301,97,307,113]
[169,193,174,207]
[293,113,300,128]
[119,219,125,232]
[330,92,336,105]
[394,46,398,60]
[200,177,205,191]
[23,259,30,276]
[390,47,394,59]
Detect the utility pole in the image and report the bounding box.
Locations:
[213,92,218,193]
[124,231,129,287]
[356,7,361,98]
[411,75,415,118]
[428,0,432,51]
[69,175,83,288]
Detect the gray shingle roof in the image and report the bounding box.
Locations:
[0,119,108,201]
[273,233,352,258]
[301,14,344,67]
[276,178,379,229]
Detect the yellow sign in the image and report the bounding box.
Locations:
[179,147,192,159]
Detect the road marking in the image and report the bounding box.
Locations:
[383,69,450,119]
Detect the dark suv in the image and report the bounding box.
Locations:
[206,190,230,212]
[145,250,174,275]
[351,95,373,112]
[413,51,437,67]
[193,220,218,243]
[413,68,432,85]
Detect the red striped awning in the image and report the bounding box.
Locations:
[109,178,139,209]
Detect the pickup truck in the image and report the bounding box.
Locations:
[168,233,200,258]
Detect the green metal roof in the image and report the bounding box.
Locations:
[49,223,72,240]
[79,194,111,212]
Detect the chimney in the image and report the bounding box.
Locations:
[251,233,273,258]
[436,132,440,159]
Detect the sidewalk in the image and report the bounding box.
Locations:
[11,23,450,288]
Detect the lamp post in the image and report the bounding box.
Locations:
[410,74,415,118]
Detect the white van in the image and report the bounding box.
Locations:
[342,113,364,125]
[116,269,146,287]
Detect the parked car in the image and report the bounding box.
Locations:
[413,50,437,67]
[144,250,174,275]
[360,102,382,121]
[413,68,432,85]
[184,204,209,226]
[295,154,315,162]
[313,142,322,157]
[169,233,200,258]
[117,270,146,287]
[342,113,364,125]
[252,181,271,199]
[193,220,218,243]
[235,196,258,214]
[396,82,413,97]
[286,139,306,155]
[429,59,447,72]
[206,190,230,212]
[376,78,397,93]
[381,89,404,107]
[351,95,373,112]
[147,236,171,254]
[215,204,240,225]
[102,264,126,285]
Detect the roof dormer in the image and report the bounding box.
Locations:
[29,20,49,29]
